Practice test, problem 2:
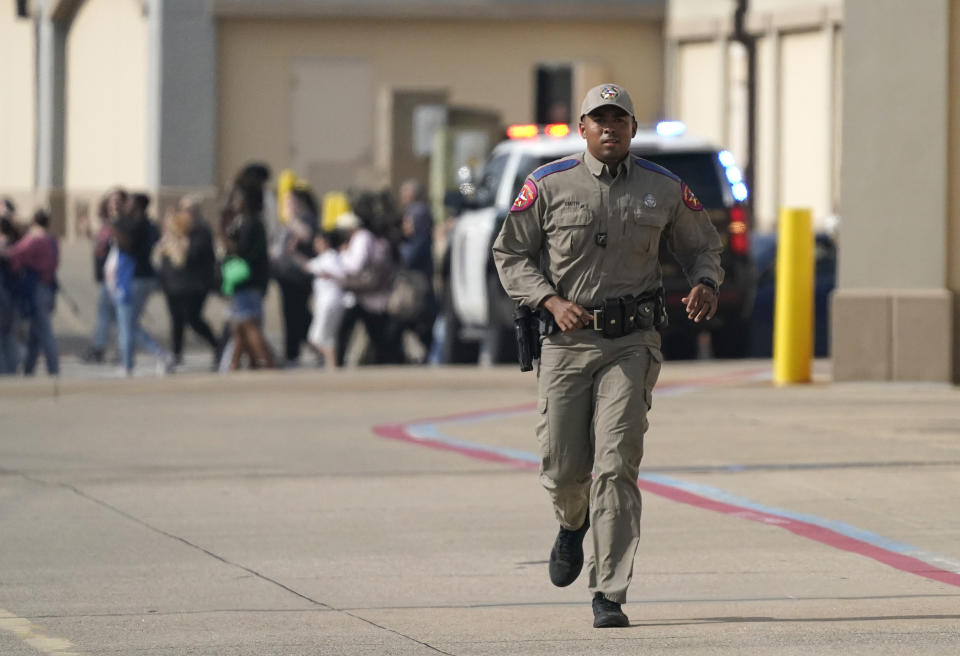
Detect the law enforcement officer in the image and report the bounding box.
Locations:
[492,83,723,628]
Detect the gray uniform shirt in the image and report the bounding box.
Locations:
[493,150,724,310]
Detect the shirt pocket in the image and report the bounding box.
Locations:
[626,207,666,255]
[551,207,593,256]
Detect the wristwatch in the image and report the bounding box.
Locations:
[698,276,719,293]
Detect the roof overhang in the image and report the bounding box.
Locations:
[212,0,664,21]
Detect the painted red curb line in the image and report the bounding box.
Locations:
[371,368,960,589]
[634,478,960,588]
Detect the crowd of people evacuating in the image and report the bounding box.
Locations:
[0,162,439,377]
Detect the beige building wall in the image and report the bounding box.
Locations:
[667,0,734,22]
[216,18,663,195]
[65,0,149,199]
[0,10,37,204]
[778,30,830,221]
[832,0,957,382]
[667,0,841,232]
[676,40,726,147]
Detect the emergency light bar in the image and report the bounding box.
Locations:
[506,124,571,140]
[655,121,686,137]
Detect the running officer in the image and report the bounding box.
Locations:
[492,83,724,628]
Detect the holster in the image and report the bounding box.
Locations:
[514,303,541,372]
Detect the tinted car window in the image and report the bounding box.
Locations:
[509,152,726,210]
[637,152,726,209]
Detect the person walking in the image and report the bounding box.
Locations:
[492,83,724,628]
[111,193,172,376]
[0,209,60,376]
[83,192,121,364]
[271,187,318,366]
[303,230,345,368]
[0,200,24,373]
[155,200,220,368]
[389,179,437,361]
[335,210,395,366]
[221,168,275,370]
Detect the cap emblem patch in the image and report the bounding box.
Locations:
[511,180,538,213]
[600,86,620,100]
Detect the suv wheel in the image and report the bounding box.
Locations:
[661,329,699,360]
[484,270,519,364]
[441,289,480,364]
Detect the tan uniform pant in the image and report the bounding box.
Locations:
[537,328,662,604]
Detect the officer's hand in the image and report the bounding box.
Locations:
[682,284,719,323]
[543,295,593,332]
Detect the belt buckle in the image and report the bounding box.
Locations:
[592,309,603,331]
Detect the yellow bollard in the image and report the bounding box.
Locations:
[773,207,814,384]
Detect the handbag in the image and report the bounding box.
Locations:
[221,257,251,296]
[387,269,430,321]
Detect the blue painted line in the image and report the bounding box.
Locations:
[407,423,540,464]
[406,415,960,576]
[637,473,960,573]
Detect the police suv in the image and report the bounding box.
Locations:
[443,121,756,363]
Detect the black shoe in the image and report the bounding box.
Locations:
[81,347,104,364]
[592,592,629,628]
[548,512,590,587]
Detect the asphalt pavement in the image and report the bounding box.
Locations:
[1,360,959,655]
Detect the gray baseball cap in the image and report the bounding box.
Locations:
[579,83,635,118]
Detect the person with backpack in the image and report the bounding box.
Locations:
[334,210,397,365]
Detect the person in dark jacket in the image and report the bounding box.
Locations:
[271,187,318,366]
[394,179,438,359]
[156,197,220,367]
[112,193,172,375]
[0,199,24,373]
[221,167,275,369]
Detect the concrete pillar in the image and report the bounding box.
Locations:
[147,0,218,216]
[34,0,67,235]
[832,0,956,382]
[951,0,960,384]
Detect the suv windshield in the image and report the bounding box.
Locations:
[474,153,510,207]
[506,150,728,211]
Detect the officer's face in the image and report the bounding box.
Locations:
[579,106,637,166]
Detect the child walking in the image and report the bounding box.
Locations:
[304,231,345,368]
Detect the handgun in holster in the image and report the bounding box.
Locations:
[514,303,541,372]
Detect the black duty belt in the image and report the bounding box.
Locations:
[541,288,667,339]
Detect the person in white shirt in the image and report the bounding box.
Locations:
[304,231,345,368]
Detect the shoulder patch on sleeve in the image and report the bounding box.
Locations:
[681,182,703,211]
[531,158,579,181]
[511,179,538,213]
[633,157,681,183]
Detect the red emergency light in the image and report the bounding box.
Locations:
[506,124,539,140]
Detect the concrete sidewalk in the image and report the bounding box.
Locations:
[1,362,959,655]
